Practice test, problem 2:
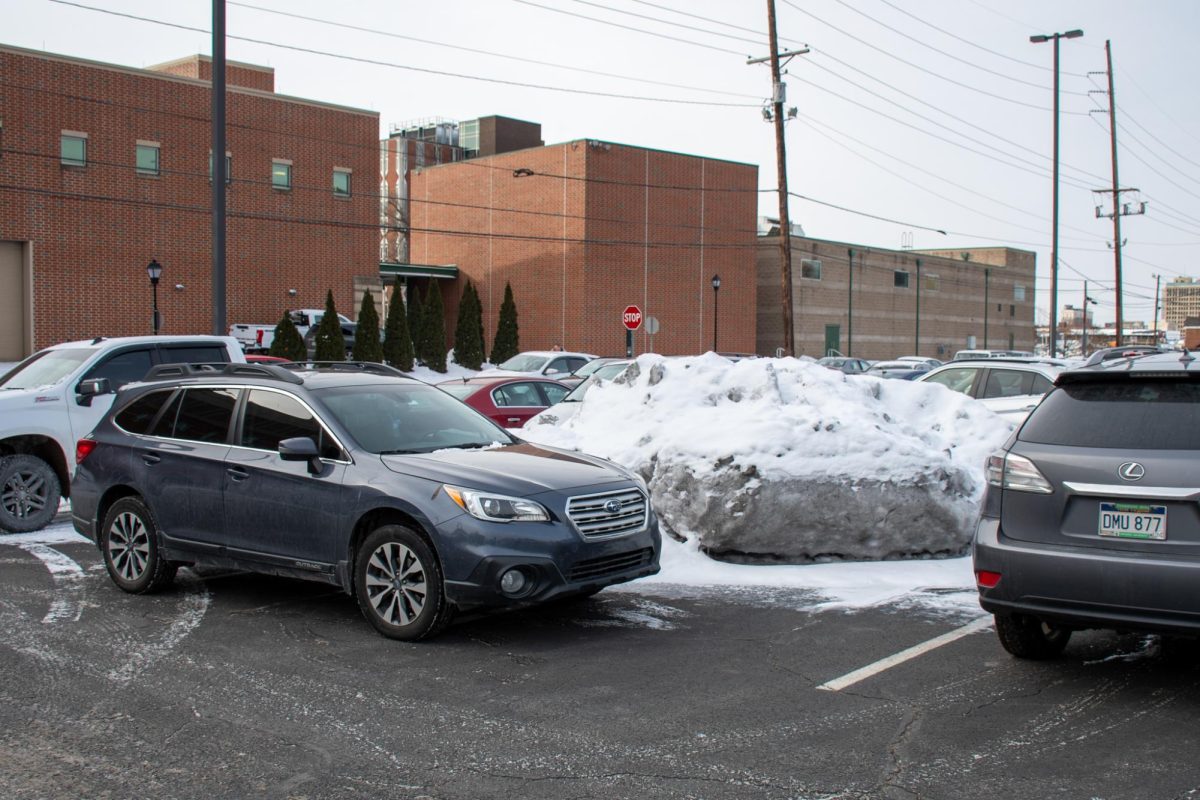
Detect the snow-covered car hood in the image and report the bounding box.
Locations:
[379,442,631,495]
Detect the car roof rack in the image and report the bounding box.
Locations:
[281,361,409,377]
[1081,346,1163,368]
[142,362,304,384]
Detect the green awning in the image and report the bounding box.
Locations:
[380,262,459,280]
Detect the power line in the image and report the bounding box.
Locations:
[563,0,768,47]
[625,0,805,48]
[788,192,947,235]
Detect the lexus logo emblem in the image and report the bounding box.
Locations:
[604,499,623,514]
[1118,462,1146,481]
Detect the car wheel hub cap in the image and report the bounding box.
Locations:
[365,542,427,627]
[2,471,47,519]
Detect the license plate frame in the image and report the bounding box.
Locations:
[1098,502,1167,541]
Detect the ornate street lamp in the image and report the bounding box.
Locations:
[147,258,163,335]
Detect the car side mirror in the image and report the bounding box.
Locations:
[75,377,112,406]
[544,368,560,375]
[278,436,323,475]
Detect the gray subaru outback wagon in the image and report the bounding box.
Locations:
[71,363,660,640]
[975,349,1200,658]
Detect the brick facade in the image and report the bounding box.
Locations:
[0,44,378,354]
[410,141,758,357]
[757,237,1037,359]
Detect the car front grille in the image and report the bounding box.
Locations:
[569,548,654,582]
[566,487,648,539]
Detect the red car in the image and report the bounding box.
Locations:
[436,376,571,428]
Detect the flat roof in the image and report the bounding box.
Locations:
[415,137,757,172]
[756,233,1036,263]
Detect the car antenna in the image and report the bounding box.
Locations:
[91,336,105,345]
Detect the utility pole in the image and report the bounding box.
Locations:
[1090,40,1146,348]
[1031,28,1083,358]
[983,267,990,348]
[847,248,854,357]
[915,258,922,355]
[749,1,808,357]
[212,0,227,336]
[1153,273,1161,346]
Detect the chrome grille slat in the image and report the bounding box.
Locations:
[566,488,648,540]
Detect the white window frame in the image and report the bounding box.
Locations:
[136,140,160,176]
[60,130,87,166]
[271,158,293,191]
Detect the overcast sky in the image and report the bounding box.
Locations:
[9,0,1200,327]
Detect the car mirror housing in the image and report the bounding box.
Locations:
[278,436,323,475]
[76,377,112,406]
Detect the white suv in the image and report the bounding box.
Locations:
[0,335,244,532]
[918,358,1066,421]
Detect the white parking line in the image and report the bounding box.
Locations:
[18,543,85,624]
[817,615,993,692]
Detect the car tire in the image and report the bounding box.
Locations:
[0,454,62,533]
[994,613,1072,659]
[355,525,453,641]
[100,496,177,594]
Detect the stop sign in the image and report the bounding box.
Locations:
[622,305,643,331]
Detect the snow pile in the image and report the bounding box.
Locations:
[521,354,1013,562]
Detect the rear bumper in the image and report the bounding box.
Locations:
[974,516,1200,635]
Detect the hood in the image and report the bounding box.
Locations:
[380,442,628,495]
[0,385,64,407]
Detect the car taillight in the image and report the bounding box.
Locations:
[76,438,98,465]
[975,570,1001,589]
[986,450,1053,494]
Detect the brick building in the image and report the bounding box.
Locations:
[410,140,758,357]
[756,237,1037,359]
[0,45,379,359]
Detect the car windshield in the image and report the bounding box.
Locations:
[571,359,610,377]
[497,354,550,372]
[436,382,478,400]
[0,348,93,389]
[562,362,632,402]
[817,358,845,367]
[315,383,515,454]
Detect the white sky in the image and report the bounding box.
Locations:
[8,0,1200,327]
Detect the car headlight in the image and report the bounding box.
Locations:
[443,485,549,523]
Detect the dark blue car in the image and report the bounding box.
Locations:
[71,363,660,640]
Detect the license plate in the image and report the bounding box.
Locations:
[1098,502,1167,540]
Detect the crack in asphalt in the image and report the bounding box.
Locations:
[880,706,922,800]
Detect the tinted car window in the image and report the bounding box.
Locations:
[169,388,239,443]
[82,348,154,390]
[114,389,176,435]
[493,382,543,407]
[981,369,1034,399]
[241,389,340,459]
[159,345,228,365]
[925,367,978,394]
[1019,381,1200,449]
[1030,374,1054,394]
[541,383,570,405]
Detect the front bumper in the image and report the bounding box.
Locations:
[974,516,1200,636]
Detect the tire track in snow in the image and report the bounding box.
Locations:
[106,571,211,686]
[17,543,85,623]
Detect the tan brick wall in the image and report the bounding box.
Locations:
[0,45,378,352]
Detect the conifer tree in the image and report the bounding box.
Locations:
[352,288,383,363]
[490,281,520,365]
[313,290,347,361]
[453,281,485,370]
[269,310,306,362]
[382,279,414,371]
[406,283,425,363]
[421,283,448,373]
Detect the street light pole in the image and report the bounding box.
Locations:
[1031,28,1084,358]
[711,274,721,352]
[147,258,163,335]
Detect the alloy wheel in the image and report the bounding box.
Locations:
[364,542,427,626]
[1,467,48,521]
[107,511,150,582]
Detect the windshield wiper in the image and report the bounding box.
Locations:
[377,448,422,455]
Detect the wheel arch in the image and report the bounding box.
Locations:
[0,435,71,500]
[94,485,144,544]
[344,505,442,594]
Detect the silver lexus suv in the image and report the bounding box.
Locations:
[974,348,1200,658]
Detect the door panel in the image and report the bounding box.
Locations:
[0,242,25,361]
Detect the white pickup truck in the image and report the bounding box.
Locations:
[229,308,352,353]
[0,335,245,532]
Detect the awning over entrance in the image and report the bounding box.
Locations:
[379,262,459,280]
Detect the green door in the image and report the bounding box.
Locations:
[824,324,841,357]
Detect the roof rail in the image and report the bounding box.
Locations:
[1082,346,1163,368]
[142,362,304,384]
[282,361,408,377]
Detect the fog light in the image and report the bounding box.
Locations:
[499,568,528,595]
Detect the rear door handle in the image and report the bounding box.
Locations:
[506,417,521,423]
[226,466,250,482]
[141,454,161,466]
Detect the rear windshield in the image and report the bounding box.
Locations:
[1019,380,1200,449]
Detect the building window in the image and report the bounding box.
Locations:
[136,142,160,175]
[801,258,822,280]
[923,274,939,292]
[209,151,232,183]
[333,168,351,197]
[894,270,910,289]
[272,159,292,190]
[1014,284,1026,301]
[60,132,87,166]
[1010,304,1016,317]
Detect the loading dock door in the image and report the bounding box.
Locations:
[0,242,26,361]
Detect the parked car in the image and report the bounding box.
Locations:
[492,351,598,377]
[436,376,571,428]
[244,354,292,364]
[975,350,1200,658]
[528,360,635,427]
[895,356,942,368]
[918,358,1065,420]
[0,335,244,533]
[230,308,352,354]
[71,362,661,641]
[817,357,871,375]
[303,321,357,360]
[559,357,626,388]
[865,360,932,380]
[954,349,1033,360]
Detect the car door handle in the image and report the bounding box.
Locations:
[506,417,521,423]
[141,454,161,466]
[226,466,250,482]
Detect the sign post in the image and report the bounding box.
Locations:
[623,304,642,357]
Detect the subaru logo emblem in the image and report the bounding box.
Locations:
[604,499,623,514]
[1118,461,1145,481]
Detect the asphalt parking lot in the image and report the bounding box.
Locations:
[4,523,1200,800]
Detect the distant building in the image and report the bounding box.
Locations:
[1164,277,1200,331]
[0,45,379,358]
[756,239,1037,359]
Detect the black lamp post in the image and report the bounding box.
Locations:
[147,258,163,335]
[711,274,721,352]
